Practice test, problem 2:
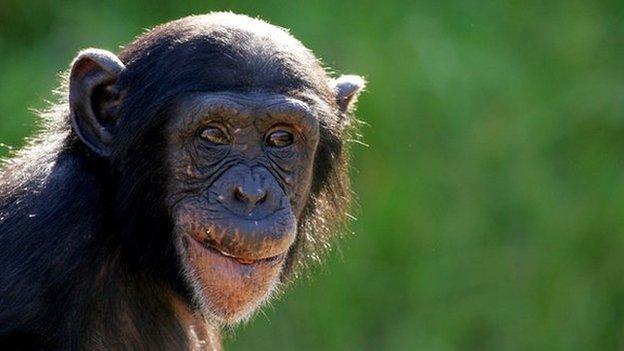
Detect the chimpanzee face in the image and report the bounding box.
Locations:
[166,92,320,323]
[65,13,365,327]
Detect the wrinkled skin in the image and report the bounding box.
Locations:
[167,93,320,322]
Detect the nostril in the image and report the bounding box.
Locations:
[234,186,247,202]
[234,186,267,205]
[257,191,267,204]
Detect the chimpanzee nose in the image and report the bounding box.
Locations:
[216,166,279,218]
[234,184,267,206]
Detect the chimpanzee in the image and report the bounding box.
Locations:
[0,12,365,350]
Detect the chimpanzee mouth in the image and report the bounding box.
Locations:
[183,234,287,266]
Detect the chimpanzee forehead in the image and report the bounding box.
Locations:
[180,92,313,116]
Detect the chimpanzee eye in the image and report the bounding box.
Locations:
[266,130,294,148]
[199,126,230,145]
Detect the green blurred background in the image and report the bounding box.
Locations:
[1,1,624,350]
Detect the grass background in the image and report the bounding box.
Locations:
[1,1,624,350]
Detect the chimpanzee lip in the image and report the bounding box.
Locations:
[184,233,287,266]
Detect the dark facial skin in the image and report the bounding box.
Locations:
[167,93,319,322]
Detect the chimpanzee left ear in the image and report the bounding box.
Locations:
[333,75,366,113]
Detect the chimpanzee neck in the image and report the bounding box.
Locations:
[83,262,220,350]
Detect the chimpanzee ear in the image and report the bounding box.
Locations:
[333,75,366,113]
[69,48,125,157]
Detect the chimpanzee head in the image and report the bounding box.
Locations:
[67,13,365,324]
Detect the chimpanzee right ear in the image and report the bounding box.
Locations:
[69,48,125,157]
